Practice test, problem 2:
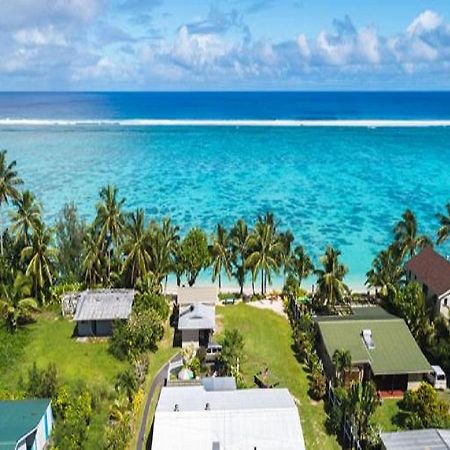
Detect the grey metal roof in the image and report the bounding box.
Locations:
[73,289,134,321]
[178,303,215,330]
[152,385,306,450]
[381,429,450,450]
[177,286,218,305]
[201,377,236,392]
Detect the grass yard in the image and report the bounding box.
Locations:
[217,303,339,450]
[0,310,128,448]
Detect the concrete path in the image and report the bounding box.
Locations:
[136,353,181,450]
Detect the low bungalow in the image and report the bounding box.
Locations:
[406,246,450,318]
[381,429,450,450]
[316,306,431,393]
[0,399,53,450]
[73,289,134,337]
[151,382,306,450]
[176,287,217,348]
[178,303,215,348]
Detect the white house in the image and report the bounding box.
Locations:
[381,429,450,450]
[152,383,306,450]
[0,399,53,450]
[73,289,134,336]
[406,247,450,318]
[178,303,215,348]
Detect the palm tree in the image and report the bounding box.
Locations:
[122,209,151,287]
[346,381,379,444]
[230,219,250,296]
[290,245,314,287]
[246,213,282,295]
[0,272,38,332]
[315,246,349,308]
[81,228,104,287]
[278,230,294,284]
[366,244,404,301]
[10,190,41,248]
[394,209,432,260]
[0,150,23,255]
[147,221,176,290]
[20,222,57,304]
[160,218,180,291]
[94,185,126,284]
[437,203,450,245]
[115,369,138,404]
[332,348,352,386]
[210,224,232,290]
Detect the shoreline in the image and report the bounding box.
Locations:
[2,118,450,127]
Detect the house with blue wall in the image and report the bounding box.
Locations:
[0,399,53,450]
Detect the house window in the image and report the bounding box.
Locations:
[444,298,448,307]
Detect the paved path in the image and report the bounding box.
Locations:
[136,353,181,450]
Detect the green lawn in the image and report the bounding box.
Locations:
[0,311,127,448]
[217,303,339,450]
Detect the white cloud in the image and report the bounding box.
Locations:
[14,26,68,47]
[407,10,443,36]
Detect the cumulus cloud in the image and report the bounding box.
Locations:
[1,5,450,89]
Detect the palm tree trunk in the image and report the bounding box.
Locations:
[0,209,3,257]
[219,273,221,291]
[261,269,264,295]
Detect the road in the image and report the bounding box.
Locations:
[136,354,181,450]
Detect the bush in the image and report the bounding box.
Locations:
[401,383,450,429]
[110,311,164,361]
[24,362,58,398]
[310,367,326,400]
[134,292,170,320]
[52,384,92,450]
[218,329,245,376]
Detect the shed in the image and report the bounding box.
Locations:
[152,384,305,450]
[178,303,215,348]
[73,289,134,336]
[0,399,53,450]
[381,429,450,450]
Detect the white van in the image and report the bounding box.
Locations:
[427,365,447,390]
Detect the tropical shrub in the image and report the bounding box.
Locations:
[310,367,327,400]
[52,384,92,450]
[218,328,245,376]
[134,292,170,320]
[24,362,58,398]
[109,311,164,361]
[401,383,450,429]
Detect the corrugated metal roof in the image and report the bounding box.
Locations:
[317,315,430,375]
[381,429,450,450]
[178,304,215,330]
[177,286,218,305]
[0,399,50,450]
[73,289,134,321]
[152,386,305,450]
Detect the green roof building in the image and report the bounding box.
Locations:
[316,306,431,393]
[0,399,53,450]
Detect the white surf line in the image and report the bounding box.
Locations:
[1,118,450,127]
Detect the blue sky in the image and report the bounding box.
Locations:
[2,0,450,90]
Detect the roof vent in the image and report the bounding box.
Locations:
[362,329,375,350]
[205,402,210,410]
[174,404,179,412]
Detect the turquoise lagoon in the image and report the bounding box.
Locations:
[1,124,449,288]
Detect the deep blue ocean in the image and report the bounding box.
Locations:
[0,92,449,288]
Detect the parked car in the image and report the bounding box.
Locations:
[427,365,447,390]
[205,343,222,362]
